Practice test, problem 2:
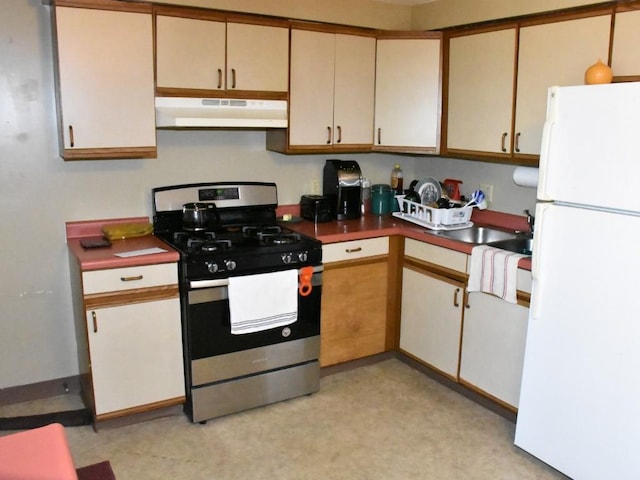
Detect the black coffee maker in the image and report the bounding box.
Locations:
[323,160,362,220]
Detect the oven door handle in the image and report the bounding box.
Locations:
[189,265,324,290]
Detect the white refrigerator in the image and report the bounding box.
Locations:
[514,82,640,479]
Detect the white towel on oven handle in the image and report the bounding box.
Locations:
[228,269,299,334]
[467,245,527,304]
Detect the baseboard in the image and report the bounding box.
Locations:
[0,375,82,406]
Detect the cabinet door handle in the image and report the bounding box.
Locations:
[377,127,382,145]
[217,68,222,89]
[515,132,521,153]
[68,125,74,147]
[92,311,98,333]
[501,132,508,152]
[327,126,332,144]
[336,125,342,144]
[464,289,471,309]
[453,287,461,307]
[231,68,236,89]
[120,275,143,282]
[345,247,362,253]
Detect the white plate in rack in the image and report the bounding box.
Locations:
[415,177,442,205]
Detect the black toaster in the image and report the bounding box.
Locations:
[300,195,332,223]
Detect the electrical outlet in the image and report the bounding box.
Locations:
[311,178,321,195]
[479,183,494,203]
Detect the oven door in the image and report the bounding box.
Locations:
[186,266,322,383]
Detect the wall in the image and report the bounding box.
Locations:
[0,0,538,391]
[412,0,598,30]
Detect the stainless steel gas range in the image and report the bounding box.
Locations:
[152,182,323,423]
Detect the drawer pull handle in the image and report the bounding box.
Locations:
[92,311,98,333]
[120,275,143,282]
[453,287,460,307]
[345,247,362,253]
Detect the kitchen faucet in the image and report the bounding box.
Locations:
[524,209,535,234]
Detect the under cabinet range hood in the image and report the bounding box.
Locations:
[155,97,288,128]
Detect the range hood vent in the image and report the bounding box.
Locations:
[155,97,288,128]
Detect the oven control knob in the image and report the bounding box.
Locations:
[298,251,308,262]
[206,262,219,273]
[281,253,292,264]
[225,259,237,271]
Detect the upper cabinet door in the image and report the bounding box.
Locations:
[611,7,640,78]
[446,28,516,156]
[374,36,442,152]
[54,6,156,160]
[156,15,226,91]
[514,15,611,156]
[288,29,336,146]
[333,34,376,146]
[226,22,289,92]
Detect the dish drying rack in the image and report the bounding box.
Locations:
[392,195,473,231]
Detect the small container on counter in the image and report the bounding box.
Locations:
[361,178,371,215]
[371,184,399,215]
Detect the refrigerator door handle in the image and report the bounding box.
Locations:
[537,87,559,201]
[530,203,550,322]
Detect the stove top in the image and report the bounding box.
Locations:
[152,182,322,280]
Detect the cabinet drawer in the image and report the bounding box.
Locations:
[323,237,389,263]
[404,238,467,273]
[82,263,177,295]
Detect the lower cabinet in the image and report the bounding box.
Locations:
[320,237,392,367]
[86,298,185,416]
[459,292,529,409]
[399,238,531,411]
[400,267,464,379]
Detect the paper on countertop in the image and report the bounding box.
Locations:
[114,247,168,258]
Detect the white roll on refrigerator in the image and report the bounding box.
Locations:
[515,82,640,479]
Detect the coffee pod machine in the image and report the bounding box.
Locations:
[323,159,362,220]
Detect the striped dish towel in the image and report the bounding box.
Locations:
[228,269,298,334]
[467,245,527,304]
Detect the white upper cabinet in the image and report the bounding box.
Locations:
[374,35,442,152]
[53,5,156,160]
[611,7,640,77]
[287,28,376,150]
[155,13,289,95]
[156,15,226,91]
[446,27,516,157]
[514,14,611,156]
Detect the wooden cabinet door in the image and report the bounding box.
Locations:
[226,22,289,92]
[87,298,185,416]
[459,292,529,409]
[289,29,336,146]
[611,7,640,77]
[156,15,226,91]
[374,37,442,150]
[446,28,516,156]
[400,267,464,379]
[320,260,388,367]
[514,15,611,156]
[333,34,376,146]
[54,6,156,159]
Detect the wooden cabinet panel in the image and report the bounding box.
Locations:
[87,298,185,416]
[611,8,640,77]
[323,237,389,263]
[226,22,289,92]
[54,6,156,159]
[400,267,464,379]
[288,29,375,149]
[374,36,441,151]
[515,15,611,155]
[446,28,516,156]
[459,291,529,409]
[156,15,226,90]
[289,29,336,146]
[320,260,388,366]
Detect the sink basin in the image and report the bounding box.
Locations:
[431,225,517,244]
[487,236,534,256]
